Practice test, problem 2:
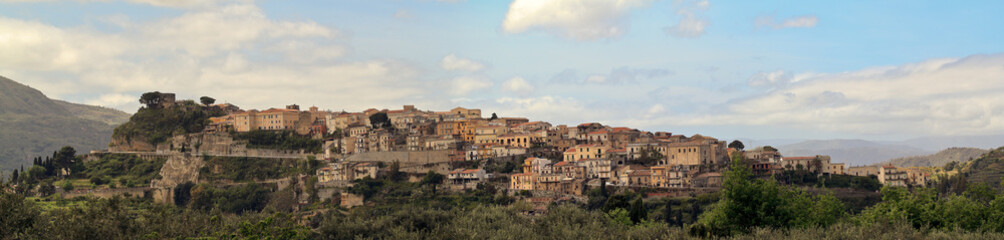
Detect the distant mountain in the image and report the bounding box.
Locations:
[0,76,131,171]
[777,139,931,166]
[890,135,1004,152]
[883,147,990,168]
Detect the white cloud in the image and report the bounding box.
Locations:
[669,54,1004,136]
[502,0,652,41]
[0,3,431,113]
[665,0,710,38]
[501,77,534,95]
[747,70,792,88]
[551,67,673,84]
[449,76,493,96]
[441,54,485,72]
[755,15,818,29]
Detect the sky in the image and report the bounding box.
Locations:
[1,0,1003,141]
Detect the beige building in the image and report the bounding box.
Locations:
[563,144,608,162]
[878,165,907,187]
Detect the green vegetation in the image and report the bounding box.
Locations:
[113,98,224,146]
[1,193,311,240]
[188,183,273,213]
[199,156,303,182]
[957,147,1004,189]
[233,130,323,153]
[887,147,989,167]
[693,156,847,236]
[774,169,882,191]
[80,154,166,186]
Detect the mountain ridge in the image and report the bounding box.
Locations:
[0,76,131,171]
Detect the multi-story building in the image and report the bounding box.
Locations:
[232,107,303,132]
[448,169,487,185]
[577,158,613,179]
[563,144,608,162]
[781,155,832,173]
[510,173,536,191]
[523,157,553,175]
[878,165,907,187]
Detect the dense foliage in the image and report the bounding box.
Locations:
[233,130,323,153]
[113,100,224,145]
[188,183,273,213]
[80,154,166,186]
[774,169,882,191]
[693,156,847,236]
[199,156,303,182]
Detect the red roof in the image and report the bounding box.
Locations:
[784,156,817,160]
[611,127,632,132]
[462,169,481,174]
[554,161,572,167]
[564,148,577,153]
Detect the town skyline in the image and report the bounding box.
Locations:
[2,0,1003,141]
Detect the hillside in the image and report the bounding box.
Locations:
[54,100,131,126]
[778,139,930,166]
[884,147,989,167]
[0,76,130,171]
[959,147,1004,189]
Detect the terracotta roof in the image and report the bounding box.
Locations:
[611,127,632,132]
[784,157,817,160]
[516,121,544,127]
[261,108,298,113]
[564,148,577,153]
[462,169,481,174]
[554,161,572,167]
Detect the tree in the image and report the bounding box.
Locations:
[387,161,403,182]
[490,113,498,120]
[634,147,665,166]
[139,91,163,109]
[629,197,647,224]
[53,146,76,177]
[38,181,55,196]
[762,145,778,152]
[174,182,195,206]
[369,112,391,129]
[421,170,444,194]
[728,140,745,151]
[0,191,40,238]
[200,96,216,106]
[61,180,74,191]
[10,169,18,183]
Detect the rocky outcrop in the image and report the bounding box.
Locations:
[150,153,205,204]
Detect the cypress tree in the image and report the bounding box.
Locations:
[629,197,647,224]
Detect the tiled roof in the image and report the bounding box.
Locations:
[784,157,817,160]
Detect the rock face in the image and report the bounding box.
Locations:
[150,153,205,204]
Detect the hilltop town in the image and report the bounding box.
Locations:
[97,92,930,206]
[5,91,1001,239]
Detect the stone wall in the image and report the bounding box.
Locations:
[344,150,456,174]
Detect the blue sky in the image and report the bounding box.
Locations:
[1,0,1003,141]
